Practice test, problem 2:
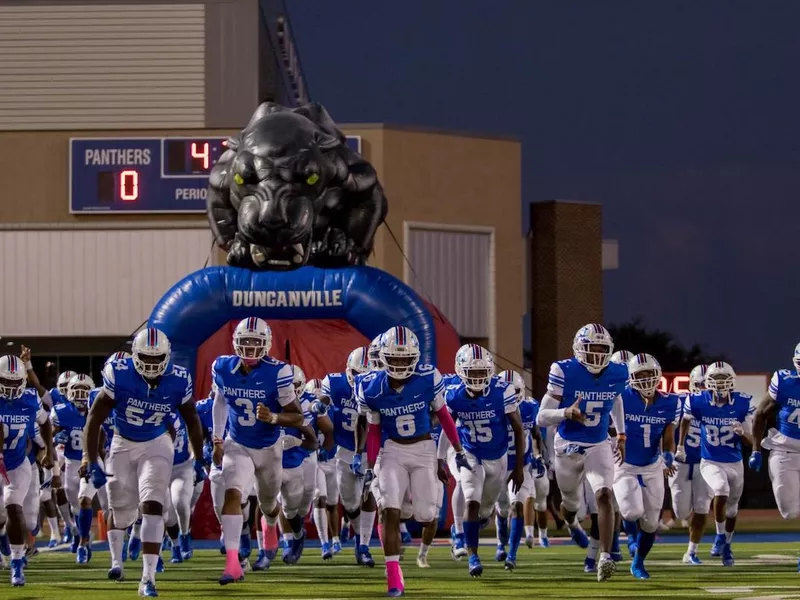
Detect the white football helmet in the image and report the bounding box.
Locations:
[67,374,95,409]
[105,351,131,366]
[497,369,525,401]
[793,343,800,373]
[705,361,736,395]
[367,335,383,370]
[573,323,614,373]
[379,326,420,380]
[57,370,78,395]
[688,364,707,394]
[131,327,171,378]
[627,353,662,397]
[455,344,494,392]
[305,378,324,398]
[291,365,306,397]
[233,317,271,361]
[610,350,633,365]
[346,346,370,387]
[0,355,26,400]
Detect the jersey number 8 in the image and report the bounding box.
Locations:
[704,424,736,447]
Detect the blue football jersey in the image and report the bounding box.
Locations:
[765,370,800,450]
[620,388,679,467]
[0,388,44,470]
[547,358,628,444]
[88,388,115,452]
[676,394,703,464]
[51,401,87,461]
[195,396,214,442]
[507,399,537,470]
[688,391,754,463]
[102,357,193,443]
[430,423,442,447]
[170,412,191,465]
[322,372,359,452]
[283,395,315,469]
[212,355,294,450]
[445,377,516,461]
[358,364,445,442]
[48,387,68,409]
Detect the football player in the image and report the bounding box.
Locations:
[668,364,712,565]
[614,354,678,579]
[676,361,753,567]
[416,417,447,568]
[210,318,304,585]
[750,343,800,572]
[84,328,207,597]
[0,354,55,587]
[437,344,524,578]
[495,369,545,570]
[359,326,469,597]
[537,324,628,582]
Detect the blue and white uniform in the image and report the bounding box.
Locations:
[1,388,49,509]
[51,400,87,512]
[761,369,800,519]
[613,388,679,532]
[668,393,712,519]
[165,411,200,537]
[322,372,361,513]
[685,390,754,518]
[357,364,444,523]
[437,376,516,520]
[280,391,318,519]
[537,358,627,512]
[211,355,294,514]
[102,357,193,528]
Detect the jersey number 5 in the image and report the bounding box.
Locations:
[465,419,493,443]
[583,401,604,427]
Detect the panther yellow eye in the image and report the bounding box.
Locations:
[306,173,320,186]
[233,173,244,185]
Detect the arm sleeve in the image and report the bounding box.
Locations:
[101,363,116,399]
[33,423,44,448]
[536,392,566,427]
[212,388,228,439]
[437,427,451,460]
[321,375,333,397]
[546,362,565,396]
[50,408,60,427]
[768,371,780,401]
[743,401,756,435]
[610,394,625,435]
[276,364,295,407]
[435,405,460,448]
[502,384,517,414]
[682,395,695,421]
[429,368,445,412]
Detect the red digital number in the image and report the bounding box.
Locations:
[191,142,210,170]
[119,170,139,201]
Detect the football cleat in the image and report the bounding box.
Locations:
[495,544,507,562]
[597,556,616,582]
[47,538,59,549]
[525,536,534,549]
[218,570,245,585]
[252,549,270,571]
[468,554,483,577]
[710,534,725,557]
[76,546,90,564]
[180,533,193,560]
[62,526,73,545]
[401,530,412,545]
[108,565,124,581]
[10,559,24,587]
[333,539,343,554]
[683,552,702,565]
[539,536,551,549]
[569,524,590,549]
[416,554,430,568]
[321,542,333,561]
[504,557,517,571]
[138,579,159,597]
[387,587,405,597]
[630,557,650,580]
[239,532,252,560]
[128,536,142,561]
[722,544,735,567]
[584,556,597,573]
[170,545,183,564]
[358,544,375,568]
[451,525,467,560]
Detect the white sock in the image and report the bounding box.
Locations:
[399,522,409,534]
[142,553,158,582]
[108,529,125,567]
[360,511,376,546]
[313,508,330,544]
[332,536,341,545]
[587,537,599,559]
[46,516,59,539]
[221,514,243,552]
[256,530,263,548]
[539,527,548,540]
[10,544,25,560]
[715,521,725,535]
[725,530,734,543]
[599,551,610,561]
[58,503,76,530]
[524,525,534,537]
[688,541,698,554]
[418,543,430,558]
[140,514,165,545]
[282,533,293,544]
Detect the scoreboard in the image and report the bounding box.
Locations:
[70,136,363,214]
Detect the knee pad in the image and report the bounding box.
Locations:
[560,489,581,514]
[478,504,495,521]
[725,504,739,519]
[639,512,659,534]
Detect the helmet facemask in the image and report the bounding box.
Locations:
[457,364,492,393]
[0,375,25,400]
[630,368,660,398]
[380,350,418,380]
[234,334,268,365]
[68,383,91,410]
[133,351,169,379]
[574,341,613,374]
[706,373,735,396]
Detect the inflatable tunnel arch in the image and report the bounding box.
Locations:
[147,266,461,397]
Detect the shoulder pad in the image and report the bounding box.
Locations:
[328,372,344,380]
[778,369,791,378]
[170,364,190,378]
[415,363,436,375]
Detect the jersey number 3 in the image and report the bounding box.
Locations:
[235,398,257,426]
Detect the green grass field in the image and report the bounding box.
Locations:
[5,541,800,600]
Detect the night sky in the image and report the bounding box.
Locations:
[288,1,800,372]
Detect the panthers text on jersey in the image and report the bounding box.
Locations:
[547,358,628,444]
[763,369,800,452]
[88,387,115,451]
[322,372,359,451]
[51,401,86,461]
[676,394,702,464]
[0,388,45,471]
[620,388,679,467]
[102,357,193,443]
[687,390,754,463]
[212,355,294,449]
[283,392,317,469]
[507,399,537,471]
[170,412,191,465]
[444,377,516,461]
[358,363,445,442]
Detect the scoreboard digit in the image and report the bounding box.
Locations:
[70,135,363,214]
